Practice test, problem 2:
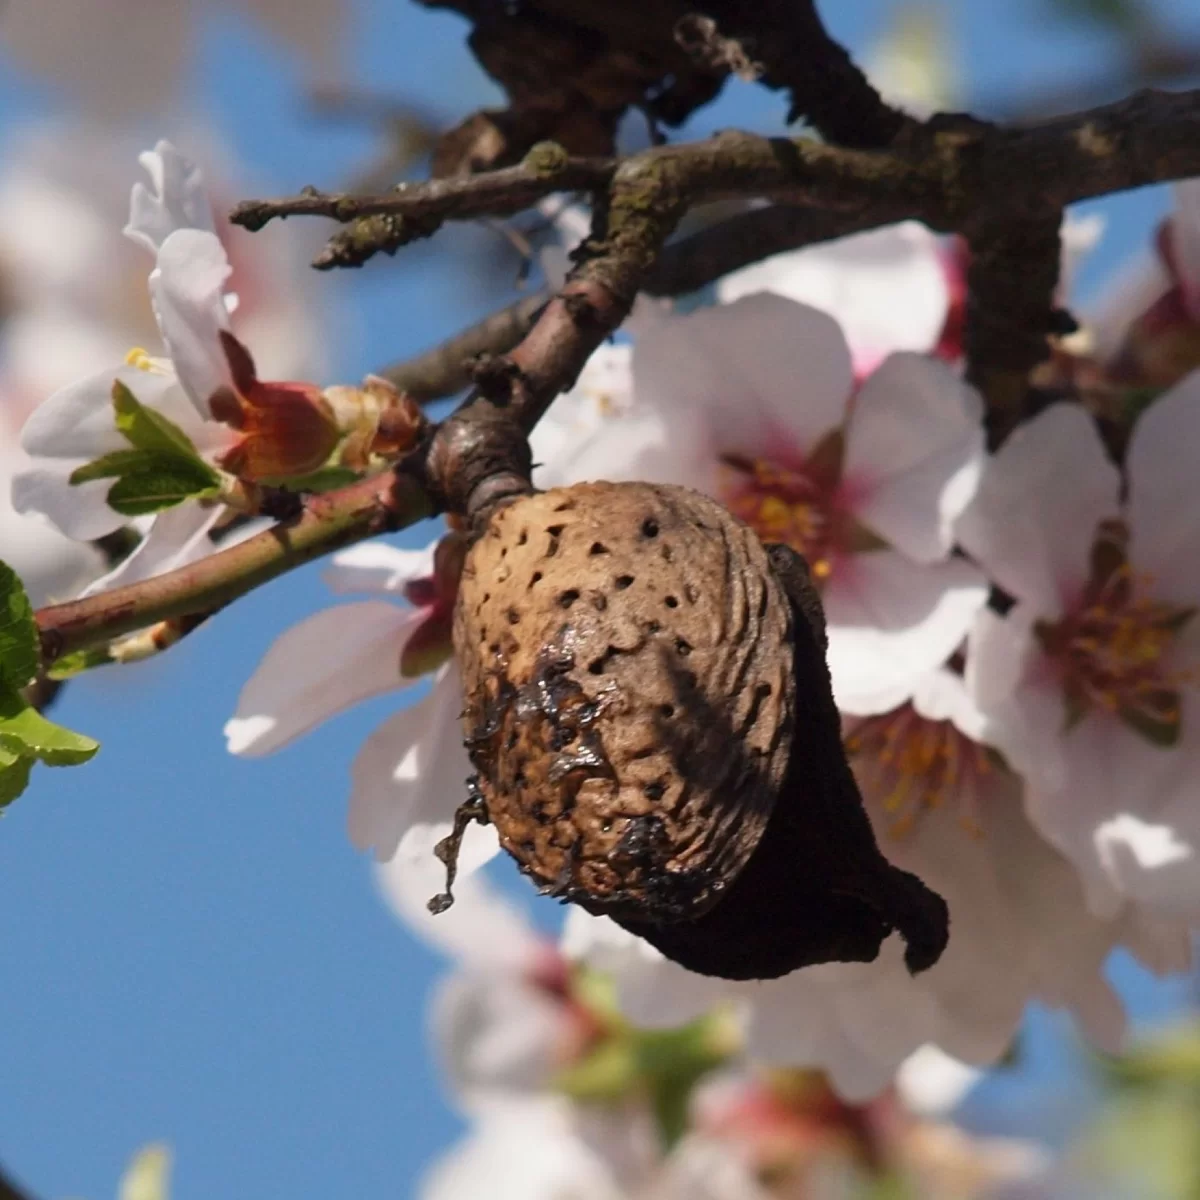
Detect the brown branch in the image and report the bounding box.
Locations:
[230,152,616,234]
[379,291,549,401]
[36,469,431,663]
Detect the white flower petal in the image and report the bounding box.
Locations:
[823,551,988,715]
[80,503,221,597]
[149,229,233,419]
[225,601,419,757]
[896,1045,982,1116]
[632,294,852,463]
[124,140,214,255]
[376,824,535,972]
[1085,249,1172,362]
[956,403,1119,616]
[0,450,103,606]
[324,539,438,596]
[1023,705,1200,923]
[11,461,123,541]
[845,353,984,563]
[717,222,950,365]
[20,364,173,459]
[1126,370,1200,604]
[346,666,480,864]
[430,970,570,1107]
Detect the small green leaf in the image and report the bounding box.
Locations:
[0,560,38,691]
[70,448,173,485]
[47,645,115,681]
[112,379,203,458]
[0,747,33,813]
[106,461,221,516]
[0,685,100,765]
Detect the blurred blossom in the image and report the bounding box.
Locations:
[0,0,346,120]
[1087,179,1200,389]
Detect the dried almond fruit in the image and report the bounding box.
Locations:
[448,480,795,922]
[438,480,950,980]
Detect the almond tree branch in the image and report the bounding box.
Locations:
[36,470,431,664]
[34,87,1200,662]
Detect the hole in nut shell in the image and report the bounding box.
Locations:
[615,574,634,590]
[675,637,692,656]
[546,537,560,558]
[593,594,607,611]
[659,703,675,718]
[643,781,665,801]
[559,589,580,609]
[589,542,608,556]
[506,608,520,624]
[546,524,565,537]
[518,529,528,545]
[641,517,660,538]
[661,543,673,562]
[646,619,661,634]
[529,571,542,587]
[664,595,679,608]
[553,500,575,513]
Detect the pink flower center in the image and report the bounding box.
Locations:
[720,454,843,582]
[1037,562,1194,734]
[846,706,992,837]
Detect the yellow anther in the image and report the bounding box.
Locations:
[124,346,155,371]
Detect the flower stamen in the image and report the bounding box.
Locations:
[846,706,990,837]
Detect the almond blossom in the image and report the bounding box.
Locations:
[12,142,341,593]
[1087,179,1200,389]
[958,380,1200,924]
[562,668,1188,1100]
[225,536,478,868]
[572,292,988,715]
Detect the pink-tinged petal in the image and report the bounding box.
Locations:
[11,461,123,541]
[845,353,984,563]
[956,404,1119,616]
[1170,178,1200,306]
[1086,250,1172,362]
[225,601,418,757]
[1126,370,1200,604]
[80,504,221,597]
[965,605,1068,789]
[539,402,717,494]
[323,539,438,596]
[1024,704,1200,923]
[717,222,950,364]
[124,140,214,255]
[149,229,233,419]
[347,666,479,863]
[823,551,988,715]
[632,294,851,463]
[910,668,989,743]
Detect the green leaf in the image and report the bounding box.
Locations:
[0,560,38,691]
[46,645,115,681]
[70,448,175,485]
[0,684,99,765]
[106,461,221,516]
[112,379,204,458]
[0,747,33,813]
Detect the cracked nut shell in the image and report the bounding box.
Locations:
[452,480,796,922]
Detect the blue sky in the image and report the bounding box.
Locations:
[0,2,1199,1197]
